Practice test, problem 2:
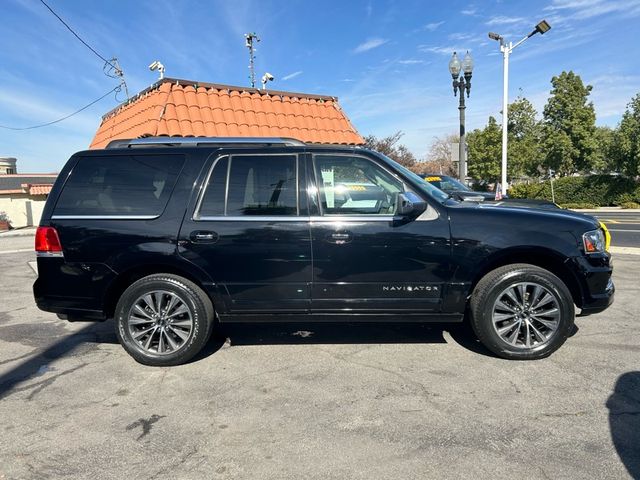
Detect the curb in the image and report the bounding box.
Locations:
[0,228,37,238]
[610,246,640,256]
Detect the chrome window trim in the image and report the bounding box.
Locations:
[195,215,394,223]
[193,153,301,221]
[51,215,158,220]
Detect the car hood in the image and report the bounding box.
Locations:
[448,198,600,232]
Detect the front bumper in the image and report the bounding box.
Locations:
[568,253,614,316]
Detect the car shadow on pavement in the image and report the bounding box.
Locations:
[607,371,640,479]
[208,322,496,358]
[0,322,117,400]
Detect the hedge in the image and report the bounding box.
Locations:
[509,175,640,207]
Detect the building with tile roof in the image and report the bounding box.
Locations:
[0,172,58,229]
[90,78,364,149]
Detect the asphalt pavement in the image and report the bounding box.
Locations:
[1,235,639,479]
[592,211,640,248]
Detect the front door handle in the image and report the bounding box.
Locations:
[326,231,353,244]
[190,230,219,243]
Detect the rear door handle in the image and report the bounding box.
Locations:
[190,230,219,243]
[327,231,353,244]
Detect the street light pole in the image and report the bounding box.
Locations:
[449,51,474,182]
[489,20,551,196]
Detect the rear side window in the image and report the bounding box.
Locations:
[199,157,228,217]
[226,155,297,216]
[54,154,184,217]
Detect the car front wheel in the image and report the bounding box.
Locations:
[470,263,575,360]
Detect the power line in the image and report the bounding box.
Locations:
[0,85,121,131]
[38,0,129,97]
[39,0,116,70]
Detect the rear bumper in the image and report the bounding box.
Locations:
[569,254,614,316]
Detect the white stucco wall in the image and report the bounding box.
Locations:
[0,194,48,228]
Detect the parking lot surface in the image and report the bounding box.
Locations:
[0,234,638,479]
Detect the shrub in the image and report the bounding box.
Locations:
[559,202,598,209]
[509,175,640,206]
[620,201,640,209]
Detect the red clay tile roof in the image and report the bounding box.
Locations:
[90,78,364,149]
[25,184,53,195]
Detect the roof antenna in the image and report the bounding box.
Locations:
[149,60,165,80]
[261,72,274,90]
[245,32,260,88]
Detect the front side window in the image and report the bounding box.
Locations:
[54,154,184,216]
[314,155,404,215]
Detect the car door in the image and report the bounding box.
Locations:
[178,151,312,315]
[308,153,451,314]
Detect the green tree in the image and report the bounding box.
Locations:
[611,93,640,177]
[592,126,615,172]
[467,116,502,181]
[507,96,542,178]
[364,131,417,169]
[541,71,597,175]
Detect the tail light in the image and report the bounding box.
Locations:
[35,226,63,256]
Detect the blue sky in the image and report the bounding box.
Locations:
[2,0,640,172]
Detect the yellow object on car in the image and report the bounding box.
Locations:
[599,221,611,251]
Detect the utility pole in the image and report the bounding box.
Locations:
[245,32,260,88]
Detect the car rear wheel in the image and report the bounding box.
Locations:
[470,264,574,360]
[115,274,214,366]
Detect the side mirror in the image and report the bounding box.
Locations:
[395,192,427,219]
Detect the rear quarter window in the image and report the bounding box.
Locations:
[54,154,185,217]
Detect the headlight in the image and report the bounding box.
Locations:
[583,229,605,254]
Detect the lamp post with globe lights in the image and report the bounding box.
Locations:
[449,51,474,182]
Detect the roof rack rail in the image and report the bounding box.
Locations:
[106,137,306,149]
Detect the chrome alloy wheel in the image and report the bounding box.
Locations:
[127,290,194,355]
[491,282,561,350]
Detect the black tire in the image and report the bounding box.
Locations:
[115,274,214,366]
[470,263,575,360]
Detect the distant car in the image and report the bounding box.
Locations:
[423,175,559,209]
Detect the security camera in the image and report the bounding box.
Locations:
[261,72,274,90]
[148,60,165,79]
[488,32,502,41]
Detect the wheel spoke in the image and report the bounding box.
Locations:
[154,292,164,314]
[133,304,154,319]
[507,321,521,345]
[497,319,519,335]
[530,315,558,330]
[530,285,542,308]
[494,312,516,322]
[167,304,189,319]
[504,289,520,308]
[132,325,156,340]
[532,292,553,310]
[142,294,157,315]
[168,325,190,341]
[533,307,559,318]
[524,322,531,347]
[158,330,165,353]
[529,322,548,343]
[143,327,158,349]
[164,295,178,316]
[495,300,516,313]
[129,315,155,325]
[164,330,179,350]
[518,284,526,306]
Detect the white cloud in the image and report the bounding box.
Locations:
[398,59,424,65]
[418,45,467,55]
[485,16,526,26]
[545,0,640,19]
[461,8,477,15]
[282,71,303,81]
[423,21,445,31]
[353,38,389,54]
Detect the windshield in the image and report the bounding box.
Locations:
[425,175,470,192]
[372,153,450,204]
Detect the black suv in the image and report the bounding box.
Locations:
[33,137,614,365]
